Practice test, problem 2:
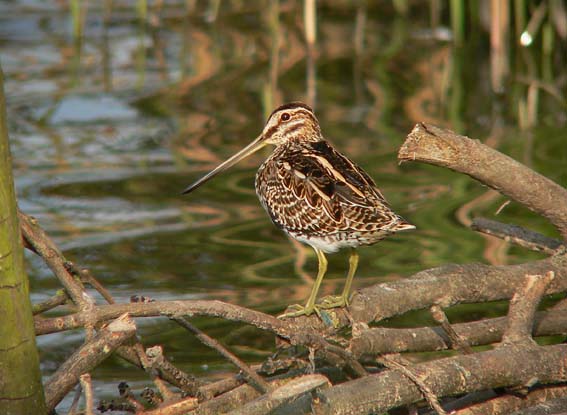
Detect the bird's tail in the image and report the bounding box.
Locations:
[392,218,416,232]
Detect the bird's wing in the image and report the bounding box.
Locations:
[274,140,389,225]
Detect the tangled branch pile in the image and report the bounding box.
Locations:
[31,124,567,414]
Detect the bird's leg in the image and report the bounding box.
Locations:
[319,248,358,309]
[278,248,327,318]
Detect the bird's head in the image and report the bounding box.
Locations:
[181,102,320,195]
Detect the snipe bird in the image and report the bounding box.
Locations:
[182,102,414,318]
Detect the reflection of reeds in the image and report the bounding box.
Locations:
[262,0,281,120]
[137,0,147,21]
[304,0,317,47]
[70,0,86,40]
[304,0,317,107]
[490,0,509,93]
[450,0,465,46]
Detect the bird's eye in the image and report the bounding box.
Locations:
[280,112,291,121]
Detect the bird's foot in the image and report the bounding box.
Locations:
[318,294,349,309]
[277,303,321,319]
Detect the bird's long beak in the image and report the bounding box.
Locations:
[181,135,267,194]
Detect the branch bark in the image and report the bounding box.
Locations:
[227,375,329,415]
[314,344,567,415]
[35,300,290,337]
[471,218,565,254]
[172,316,271,394]
[350,308,567,356]
[44,313,136,412]
[19,210,91,309]
[452,385,567,415]
[349,254,567,323]
[398,123,567,240]
[501,272,554,345]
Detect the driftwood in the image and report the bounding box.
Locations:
[27,123,567,414]
[44,314,136,412]
[398,123,567,240]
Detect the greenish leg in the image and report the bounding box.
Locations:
[278,248,328,318]
[341,248,359,305]
[304,248,328,314]
[319,248,358,309]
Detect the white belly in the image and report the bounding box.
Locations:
[292,233,362,254]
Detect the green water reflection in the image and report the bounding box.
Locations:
[1,1,566,408]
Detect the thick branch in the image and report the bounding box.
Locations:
[453,385,567,415]
[349,254,567,323]
[44,314,136,412]
[350,309,567,356]
[398,123,567,240]
[314,344,567,415]
[501,272,554,345]
[508,396,567,415]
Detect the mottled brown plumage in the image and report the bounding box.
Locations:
[183,102,414,318]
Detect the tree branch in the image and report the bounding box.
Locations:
[35,300,290,337]
[79,374,94,415]
[314,344,567,415]
[44,314,136,412]
[226,375,330,415]
[429,305,472,354]
[398,123,567,240]
[19,210,92,309]
[350,308,567,357]
[349,254,567,323]
[452,385,567,415]
[501,272,555,346]
[471,218,565,255]
[172,316,271,394]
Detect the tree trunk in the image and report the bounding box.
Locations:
[0,67,47,413]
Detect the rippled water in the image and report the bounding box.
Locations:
[2,1,566,409]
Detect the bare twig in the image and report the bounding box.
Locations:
[65,261,115,304]
[44,314,137,412]
[471,218,565,255]
[19,210,92,309]
[118,381,145,412]
[378,355,447,415]
[134,343,180,402]
[430,305,473,354]
[79,374,94,415]
[35,300,290,337]
[398,123,567,240]
[172,316,271,394]
[66,386,83,415]
[501,272,555,346]
[141,387,163,406]
[32,289,69,315]
[145,345,201,397]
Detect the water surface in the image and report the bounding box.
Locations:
[1,1,566,410]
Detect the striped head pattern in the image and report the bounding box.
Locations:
[261,102,322,145]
